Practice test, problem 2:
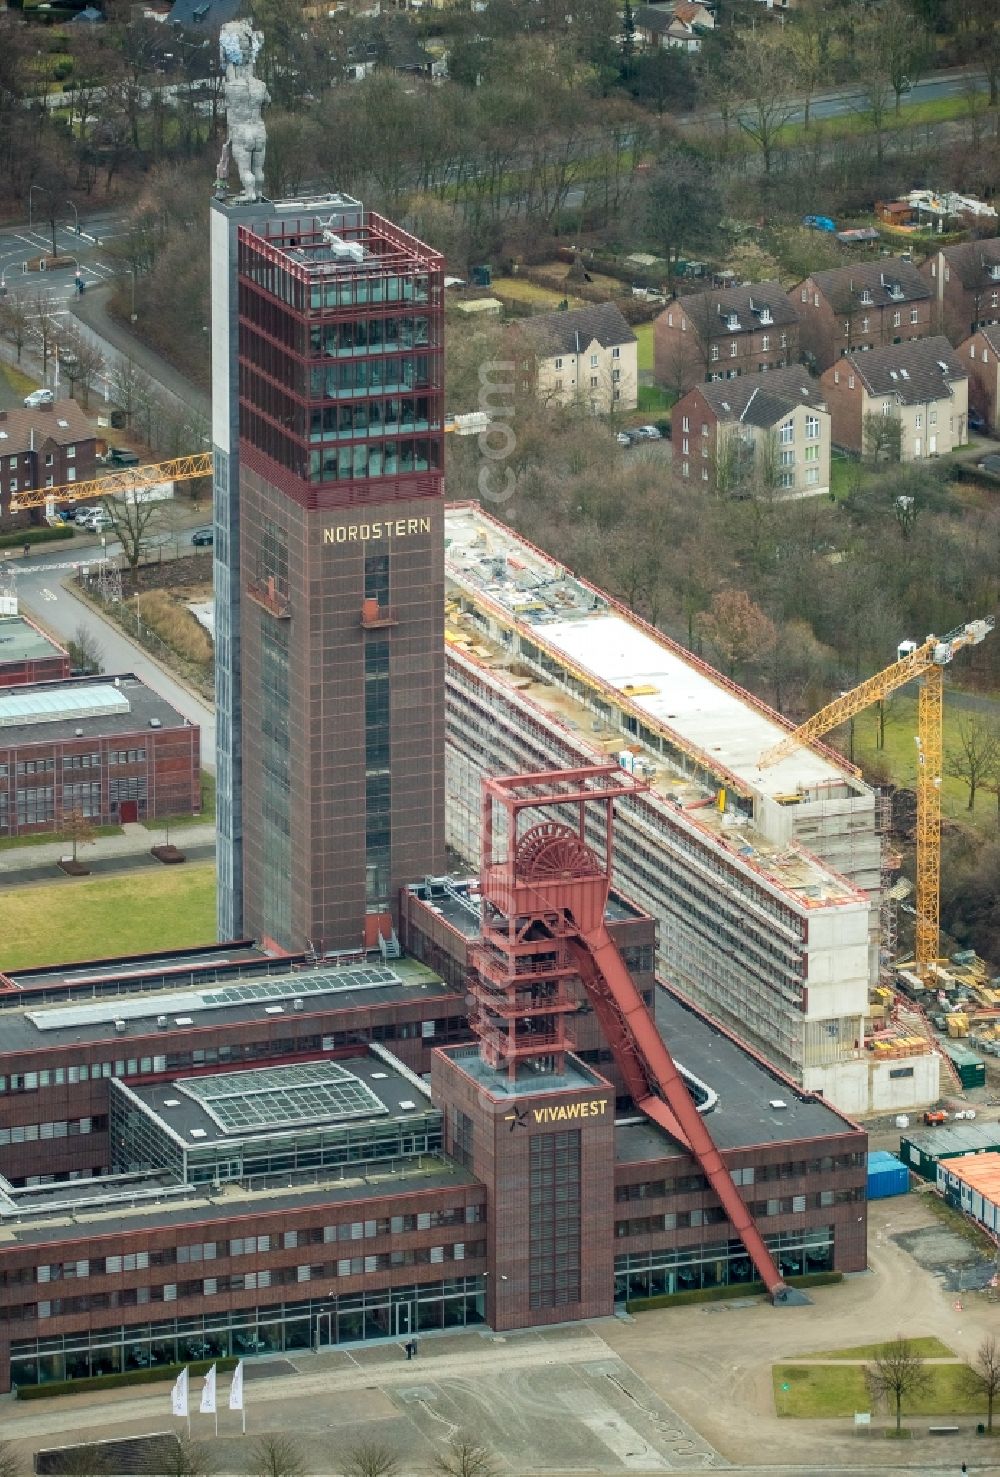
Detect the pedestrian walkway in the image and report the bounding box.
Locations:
[0,821,215,881]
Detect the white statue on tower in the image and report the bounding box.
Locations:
[216,19,270,201]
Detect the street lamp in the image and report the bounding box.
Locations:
[66,200,79,235]
[130,267,137,323]
[28,185,45,232]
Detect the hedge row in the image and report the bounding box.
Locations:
[625,1269,842,1313]
[0,524,73,550]
[16,1356,239,1400]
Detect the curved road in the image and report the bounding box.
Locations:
[11,536,216,773]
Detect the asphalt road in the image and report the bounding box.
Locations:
[0,210,129,303]
[802,67,985,124]
[10,537,217,773]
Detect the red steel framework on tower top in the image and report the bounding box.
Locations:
[469,763,792,1303]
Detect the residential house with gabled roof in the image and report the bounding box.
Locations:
[920,237,1000,346]
[0,400,97,532]
[513,302,638,414]
[654,281,799,394]
[673,365,831,496]
[794,260,932,372]
[958,322,1000,434]
[819,336,968,459]
[633,2,713,51]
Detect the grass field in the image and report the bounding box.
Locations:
[1,362,39,399]
[797,1338,955,1361]
[0,863,217,972]
[634,321,654,375]
[773,1360,986,1419]
[491,277,586,310]
[838,694,999,830]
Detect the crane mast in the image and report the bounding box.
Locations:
[758,618,995,977]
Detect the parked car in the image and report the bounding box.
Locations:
[78,510,113,532]
[24,388,54,408]
[968,408,986,433]
[191,526,214,547]
[63,505,98,523]
[633,425,662,440]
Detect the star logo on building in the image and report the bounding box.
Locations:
[504,1106,530,1132]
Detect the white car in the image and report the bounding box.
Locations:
[79,510,113,532]
[24,388,54,408]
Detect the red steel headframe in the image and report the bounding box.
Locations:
[477,763,790,1302]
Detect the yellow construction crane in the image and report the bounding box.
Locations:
[758,617,995,977]
[10,453,213,514]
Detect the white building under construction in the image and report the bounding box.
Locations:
[442,503,938,1116]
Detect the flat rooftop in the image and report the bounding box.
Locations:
[0,954,458,1055]
[443,529,863,911]
[123,1055,434,1146]
[0,942,273,1001]
[0,674,194,746]
[616,986,858,1162]
[0,1158,477,1249]
[0,615,65,667]
[444,503,860,803]
[442,1044,609,1102]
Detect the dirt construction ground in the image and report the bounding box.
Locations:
[5,1191,1000,1476]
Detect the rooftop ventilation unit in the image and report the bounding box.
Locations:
[163,1098,181,1107]
[399,1099,417,1111]
[293,998,304,1011]
[769,1098,788,1110]
[149,717,162,729]
[156,1015,168,1029]
[114,1019,126,1034]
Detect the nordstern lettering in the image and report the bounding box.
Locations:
[323,516,432,544]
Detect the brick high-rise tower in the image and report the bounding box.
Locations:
[211,193,445,951]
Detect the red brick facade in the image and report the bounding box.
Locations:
[795,263,932,372]
[654,283,799,393]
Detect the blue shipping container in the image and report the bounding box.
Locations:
[867,1150,910,1200]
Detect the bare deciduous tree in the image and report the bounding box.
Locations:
[100,489,165,581]
[342,1443,400,1477]
[733,30,801,176]
[433,1435,499,1477]
[945,715,1000,811]
[865,1338,930,1434]
[965,1334,1000,1432]
[248,1435,306,1477]
[0,290,31,363]
[696,589,776,682]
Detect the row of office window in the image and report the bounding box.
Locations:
[615,1188,863,1238]
[8,1206,485,1288]
[0,1115,104,1147]
[0,1018,468,1097]
[25,1245,485,1320]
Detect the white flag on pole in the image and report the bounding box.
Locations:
[200,1364,217,1415]
[171,1366,189,1418]
[228,1360,244,1411]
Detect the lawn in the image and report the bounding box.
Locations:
[797,1337,954,1361]
[637,384,673,413]
[492,277,586,310]
[773,1361,987,1419]
[1,362,39,400]
[837,694,999,831]
[634,321,655,376]
[0,862,217,972]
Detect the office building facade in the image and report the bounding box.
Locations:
[211,194,445,950]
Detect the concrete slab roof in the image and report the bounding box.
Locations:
[444,504,862,802]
